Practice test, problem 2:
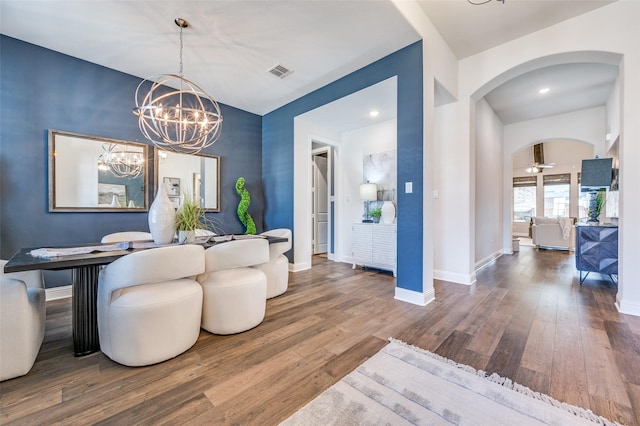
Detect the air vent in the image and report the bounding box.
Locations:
[533,143,544,164]
[267,64,293,79]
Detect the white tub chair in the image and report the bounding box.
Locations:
[197,239,269,335]
[97,245,204,366]
[0,260,46,381]
[255,228,291,299]
[101,232,153,243]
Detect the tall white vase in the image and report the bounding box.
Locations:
[148,182,176,244]
[381,201,396,224]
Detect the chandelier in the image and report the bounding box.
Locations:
[133,18,223,154]
[98,144,145,178]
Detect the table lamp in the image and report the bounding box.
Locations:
[360,183,377,223]
[580,157,612,223]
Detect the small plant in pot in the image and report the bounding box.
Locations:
[175,194,207,243]
[370,207,382,223]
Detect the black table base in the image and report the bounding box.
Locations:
[72,265,101,356]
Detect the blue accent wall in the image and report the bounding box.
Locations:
[0,36,263,287]
[262,41,424,293]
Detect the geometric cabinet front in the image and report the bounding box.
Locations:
[575,225,618,275]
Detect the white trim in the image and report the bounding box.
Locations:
[394,286,435,306]
[46,285,72,301]
[433,270,477,286]
[616,294,640,317]
[290,261,311,272]
[475,249,503,273]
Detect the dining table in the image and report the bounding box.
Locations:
[3,235,287,356]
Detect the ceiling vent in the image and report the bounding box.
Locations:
[267,64,293,79]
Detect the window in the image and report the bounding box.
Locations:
[543,174,570,217]
[513,176,536,221]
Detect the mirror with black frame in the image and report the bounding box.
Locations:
[155,149,220,212]
[48,130,149,212]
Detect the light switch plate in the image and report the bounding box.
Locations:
[405,182,413,193]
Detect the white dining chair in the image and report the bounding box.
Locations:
[97,245,204,366]
[0,260,46,381]
[255,229,292,298]
[197,239,269,335]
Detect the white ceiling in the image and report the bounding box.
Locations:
[417,0,616,60]
[0,0,620,130]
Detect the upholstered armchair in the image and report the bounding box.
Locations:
[532,217,576,250]
[101,232,153,243]
[97,245,205,366]
[197,239,269,335]
[0,260,46,381]
[255,228,292,299]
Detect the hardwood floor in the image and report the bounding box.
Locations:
[2,247,639,425]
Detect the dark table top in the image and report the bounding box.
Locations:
[4,235,287,273]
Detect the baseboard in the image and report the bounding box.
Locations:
[46,285,72,301]
[475,250,503,273]
[616,294,640,317]
[394,286,435,306]
[290,261,311,272]
[433,269,477,286]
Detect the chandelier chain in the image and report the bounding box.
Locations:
[179,25,184,77]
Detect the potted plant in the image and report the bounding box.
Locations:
[175,194,207,243]
[370,207,382,223]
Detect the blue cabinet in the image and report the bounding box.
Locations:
[575,224,618,284]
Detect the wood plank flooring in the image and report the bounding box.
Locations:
[1,247,639,425]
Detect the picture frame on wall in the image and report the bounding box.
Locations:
[168,196,180,209]
[163,177,180,197]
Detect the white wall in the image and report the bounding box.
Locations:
[504,107,606,157]
[474,98,504,267]
[293,116,341,271]
[606,74,621,152]
[434,102,470,280]
[340,120,397,263]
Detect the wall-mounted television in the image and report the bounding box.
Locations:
[580,158,613,191]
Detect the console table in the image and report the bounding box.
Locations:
[575,224,618,284]
[352,223,396,276]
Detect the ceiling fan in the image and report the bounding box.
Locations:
[525,143,555,173]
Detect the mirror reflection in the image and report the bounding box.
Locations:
[49,130,149,212]
[156,150,220,212]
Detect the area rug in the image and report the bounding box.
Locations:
[281,339,618,425]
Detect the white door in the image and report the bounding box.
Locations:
[313,155,328,254]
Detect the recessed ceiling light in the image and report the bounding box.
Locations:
[538,88,550,94]
[369,110,379,117]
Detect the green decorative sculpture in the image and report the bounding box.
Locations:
[235,177,257,235]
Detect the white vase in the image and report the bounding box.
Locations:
[381,201,396,224]
[110,195,121,208]
[148,182,176,244]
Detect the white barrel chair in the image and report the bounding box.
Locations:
[97,245,204,367]
[255,229,292,299]
[197,239,269,335]
[0,260,46,381]
[101,232,153,243]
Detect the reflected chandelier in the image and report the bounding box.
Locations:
[98,144,144,178]
[133,18,223,154]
